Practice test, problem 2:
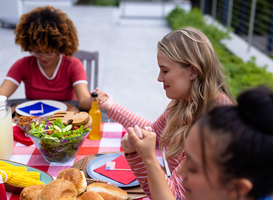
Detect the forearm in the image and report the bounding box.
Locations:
[108,103,152,129]
[144,155,176,200]
[78,96,91,111]
[74,83,91,111]
[0,80,18,98]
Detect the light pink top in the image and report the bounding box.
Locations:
[108,93,233,199]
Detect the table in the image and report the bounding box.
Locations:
[6,122,164,200]
[7,99,114,123]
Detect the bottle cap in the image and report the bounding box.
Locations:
[0,96,7,107]
[91,92,98,97]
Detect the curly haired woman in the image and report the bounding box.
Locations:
[0,6,92,110]
[96,27,234,199]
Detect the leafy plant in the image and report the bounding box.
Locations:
[166,7,273,99]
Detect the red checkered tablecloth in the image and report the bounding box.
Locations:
[6,122,163,200]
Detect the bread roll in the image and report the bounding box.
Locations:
[97,192,124,200]
[86,183,128,199]
[20,185,45,200]
[80,191,104,200]
[39,179,77,200]
[76,196,82,200]
[57,168,87,195]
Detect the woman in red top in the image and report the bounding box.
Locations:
[0,6,92,110]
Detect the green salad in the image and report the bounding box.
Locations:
[27,118,90,163]
[29,118,89,139]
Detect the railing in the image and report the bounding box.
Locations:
[199,0,273,55]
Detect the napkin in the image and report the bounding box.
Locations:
[94,155,136,185]
[18,102,59,116]
[13,126,33,146]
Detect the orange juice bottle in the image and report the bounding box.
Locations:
[89,92,101,140]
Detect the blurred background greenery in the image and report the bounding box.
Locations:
[167,7,273,99]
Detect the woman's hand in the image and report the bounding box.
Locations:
[127,126,156,161]
[92,88,115,111]
[121,125,144,154]
[127,126,176,200]
[94,88,108,104]
[121,132,136,154]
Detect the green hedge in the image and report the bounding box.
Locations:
[166,7,273,99]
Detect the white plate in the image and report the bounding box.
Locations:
[86,153,139,188]
[16,100,67,117]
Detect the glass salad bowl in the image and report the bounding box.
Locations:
[25,116,91,164]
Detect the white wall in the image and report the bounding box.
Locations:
[0,0,23,25]
[0,0,77,26]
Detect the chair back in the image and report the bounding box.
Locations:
[74,50,99,92]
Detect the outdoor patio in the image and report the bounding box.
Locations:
[0,4,181,121]
[1,1,272,121]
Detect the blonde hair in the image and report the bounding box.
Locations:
[158,27,233,160]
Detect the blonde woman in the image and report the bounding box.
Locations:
[96,27,234,199]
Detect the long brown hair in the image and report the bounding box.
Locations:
[158,27,233,160]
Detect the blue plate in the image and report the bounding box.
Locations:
[1,159,53,194]
[15,100,67,117]
[86,153,139,188]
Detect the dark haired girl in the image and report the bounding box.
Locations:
[0,6,93,110]
[127,86,273,200]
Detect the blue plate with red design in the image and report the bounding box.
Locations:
[86,153,139,188]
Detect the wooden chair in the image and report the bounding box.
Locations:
[73,50,99,92]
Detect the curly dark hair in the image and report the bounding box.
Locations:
[14,6,78,56]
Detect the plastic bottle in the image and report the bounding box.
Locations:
[0,96,14,160]
[88,92,101,140]
[0,171,7,200]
